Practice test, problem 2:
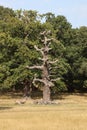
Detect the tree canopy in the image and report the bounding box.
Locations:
[0,6,87,94]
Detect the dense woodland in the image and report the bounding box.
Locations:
[0,6,87,96]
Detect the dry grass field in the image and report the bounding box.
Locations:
[0,93,87,130]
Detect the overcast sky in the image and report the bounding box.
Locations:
[0,0,87,28]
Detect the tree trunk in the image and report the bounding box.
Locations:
[42,65,51,103]
[24,86,29,97]
[27,31,56,104]
[43,85,51,103]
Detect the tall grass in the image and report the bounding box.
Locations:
[0,94,87,130]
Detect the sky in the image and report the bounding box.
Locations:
[0,0,87,28]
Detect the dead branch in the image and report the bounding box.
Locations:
[43,37,52,45]
[40,31,46,35]
[51,78,60,82]
[44,46,52,53]
[40,30,52,36]
[48,59,58,64]
[26,30,60,102]
[33,77,45,84]
[38,57,48,62]
[33,76,54,87]
[34,45,44,56]
[26,65,43,70]
[34,45,42,51]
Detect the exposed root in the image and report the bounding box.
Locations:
[33,99,59,105]
[15,99,26,105]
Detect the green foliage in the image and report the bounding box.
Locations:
[0,6,87,93]
[52,80,67,93]
[78,60,87,77]
[0,6,15,20]
[83,80,87,88]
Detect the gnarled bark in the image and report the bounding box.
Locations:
[27,30,59,103]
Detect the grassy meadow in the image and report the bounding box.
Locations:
[0,93,87,130]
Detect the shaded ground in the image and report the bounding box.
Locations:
[0,93,87,108]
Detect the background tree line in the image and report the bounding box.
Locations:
[0,6,87,94]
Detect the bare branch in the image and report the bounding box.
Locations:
[34,45,44,56]
[33,78,45,84]
[48,59,58,64]
[46,37,54,42]
[41,39,45,43]
[33,76,54,87]
[34,45,41,51]
[46,38,53,42]
[44,37,52,45]
[26,65,43,70]
[43,37,54,46]
[44,46,52,52]
[46,80,54,87]
[48,42,51,47]
[32,78,38,88]
[40,30,52,36]
[46,30,52,35]
[40,31,46,36]
[51,78,60,82]
[32,75,45,87]
[38,57,48,62]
